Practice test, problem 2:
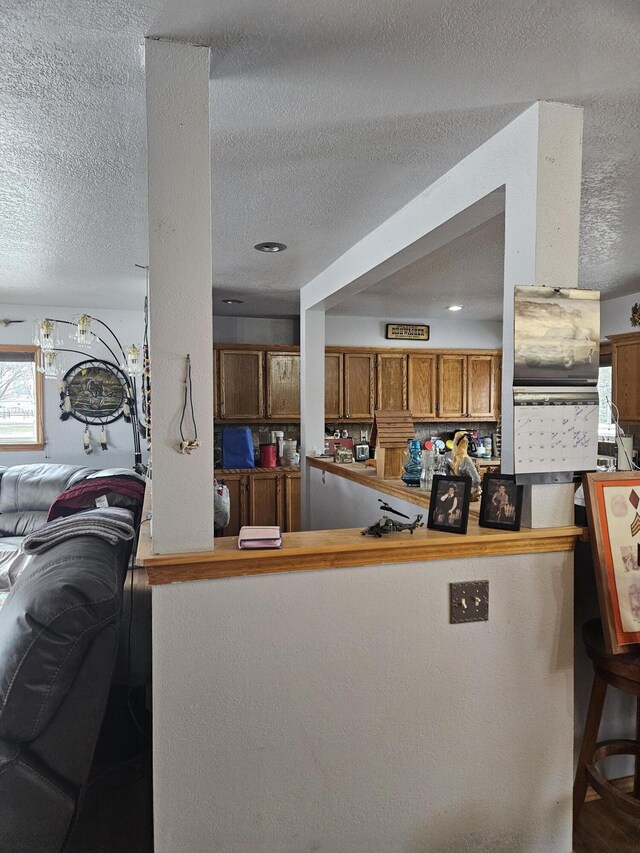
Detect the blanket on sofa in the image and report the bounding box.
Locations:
[22,507,136,555]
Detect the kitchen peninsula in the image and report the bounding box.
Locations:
[140,511,581,851]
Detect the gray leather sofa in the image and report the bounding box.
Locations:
[0,463,150,685]
[0,534,131,853]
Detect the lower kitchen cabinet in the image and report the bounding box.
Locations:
[216,470,301,536]
[248,472,283,528]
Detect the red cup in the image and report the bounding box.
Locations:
[259,444,277,468]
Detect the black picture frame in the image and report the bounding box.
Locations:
[478,474,524,531]
[427,475,472,534]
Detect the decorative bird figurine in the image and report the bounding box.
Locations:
[0,319,24,327]
[446,431,482,500]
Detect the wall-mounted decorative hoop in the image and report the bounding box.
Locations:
[61,359,129,425]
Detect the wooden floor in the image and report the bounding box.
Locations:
[574,799,640,852]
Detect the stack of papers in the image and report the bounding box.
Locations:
[238,526,282,549]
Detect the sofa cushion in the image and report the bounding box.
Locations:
[0,464,95,514]
[0,511,48,538]
[0,535,123,743]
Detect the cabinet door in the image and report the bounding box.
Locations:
[376,353,407,410]
[325,353,344,420]
[219,350,264,419]
[344,353,375,420]
[213,349,219,420]
[248,473,284,528]
[217,474,244,537]
[266,352,300,419]
[467,355,496,420]
[407,354,437,419]
[613,341,640,420]
[284,474,301,532]
[438,355,467,418]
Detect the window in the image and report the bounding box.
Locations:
[0,346,44,450]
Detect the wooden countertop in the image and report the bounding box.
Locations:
[307,456,483,515]
[137,516,581,586]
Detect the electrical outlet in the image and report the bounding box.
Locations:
[450,580,489,624]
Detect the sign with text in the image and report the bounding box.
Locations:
[385,323,430,341]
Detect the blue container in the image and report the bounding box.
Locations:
[222,427,255,469]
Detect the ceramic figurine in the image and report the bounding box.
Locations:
[446,431,482,500]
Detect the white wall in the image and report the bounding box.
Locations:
[326,314,502,348]
[213,314,501,348]
[601,290,640,338]
[152,549,574,852]
[0,303,145,469]
[214,315,298,345]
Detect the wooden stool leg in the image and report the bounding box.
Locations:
[574,673,607,822]
[635,696,640,798]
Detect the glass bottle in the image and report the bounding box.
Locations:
[402,439,423,488]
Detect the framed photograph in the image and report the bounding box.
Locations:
[583,472,640,654]
[427,475,471,534]
[478,474,524,531]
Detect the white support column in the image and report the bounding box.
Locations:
[300,306,325,529]
[509,101,584,526]
[146,39,214,553]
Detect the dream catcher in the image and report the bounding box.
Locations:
[59,359,131,455]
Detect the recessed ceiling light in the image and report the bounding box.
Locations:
[447,305,463,312]
[254,242,287,253]
[222,299,244,305]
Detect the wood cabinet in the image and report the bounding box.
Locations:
[609,333,640,421]
[219,350,264,420]
[437,354,500,420]
[376,353,407,410]
[407,353,437,419]
[344,353,375,419]
[438,355,467,418]
[248,472,283,527]
[218,473,244,537]
[467,354,497,419]
[216,470,300,535]
[324,353,343,419]
[284,473,301,532]
[266,352,300,419]
[215,344,501,423]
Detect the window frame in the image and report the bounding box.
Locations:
[0,345,44,452]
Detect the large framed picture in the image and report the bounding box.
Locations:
[583,472,640,654]
[478,474,524,531]
[427,475,471,535]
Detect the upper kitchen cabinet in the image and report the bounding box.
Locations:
[266,352,300,419]
[344,353,375,419]
[609,332,640,421]
[325,353,344,420]
[376,353,407,411]
[219,349,264,420]
[407,354,437,419]
[467,354,498,419]
[438,355,467,418]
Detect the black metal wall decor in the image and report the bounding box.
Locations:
[60,359,129,425]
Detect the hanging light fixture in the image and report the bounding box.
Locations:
[38,350,62,378]
[124,344,142,376]
[71,314,93,348]
[33,318,62,351]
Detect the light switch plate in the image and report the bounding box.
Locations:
[450,580,489,624]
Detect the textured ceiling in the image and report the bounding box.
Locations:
[1,0,639,318]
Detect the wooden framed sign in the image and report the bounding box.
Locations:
[385,323,430,341]
[583,471,640,653]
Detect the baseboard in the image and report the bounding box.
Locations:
[585,775,634,802]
